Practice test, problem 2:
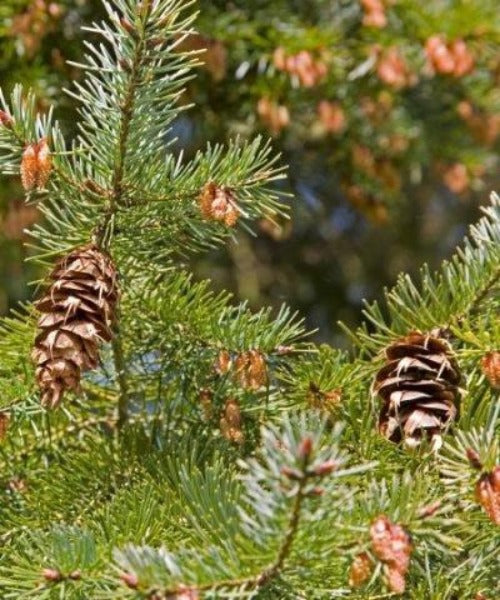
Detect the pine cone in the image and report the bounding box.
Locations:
[370,515,412,594]
[220,398,244,444]
[198,182,239,226]
[348,552,372,587]
[234,350,268,389]
[374,331,460,448]
[480,351,500,389]
[475,466,500,525]
[32,244,118,408]
[21,138,52,191]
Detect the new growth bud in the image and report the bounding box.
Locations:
[0,110,13,128]
[313,460,338,476]
[120,572,139,589]
[42,568,63,582]
[298,436,313,459]
[281,466,303,481]
[466,447,483,470]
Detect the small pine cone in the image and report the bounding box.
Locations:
[348,552,372,587]
[214,349,232,375]
[198,388,213,421]
[480,352,500,389]
[21,143,39,191]
[475,466,500,525]
[385,566,406,594]
[32,244,118,408]
[20,138,52,191]
[370,515,412,594]
[307,382,342,411]
[0,412,9,439]
[198,182,239,227]
[220,398,244,444]
[235,350,268,389]
[374,331,460,448]
[35,138,52,188]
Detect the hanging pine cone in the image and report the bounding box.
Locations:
[32,244,118,408]
[374,331,460,449]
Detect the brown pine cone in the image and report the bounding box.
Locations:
[374,331,460,449]
[32,244,118,408]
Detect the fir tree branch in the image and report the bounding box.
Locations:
[258,456,308,583]
[454,264,500,327]
[92,4,155,427]
[150,442,311,598]
[112,416,369,598]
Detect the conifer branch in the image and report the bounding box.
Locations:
[90,2,151,427]
[454,264,500,327]
[156,439,312,598]
[0,1,499,597]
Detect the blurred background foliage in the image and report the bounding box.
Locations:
[0,0,499,345]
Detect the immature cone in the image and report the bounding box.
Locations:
[480,351,500,389]
[475,466,500,525]
[214,349,232,375]
[21,138,52,191]
[370,515,412,594]
[32,244,118,408]
[198,388,213,421]
[0,412,9,439]
[349,552,373,587]
[374,331,461,449]
[235,350,268,390]
[220,398,244,444]
[317,101,346,134]
[198,182,239,226]
[257,97,290,135]
[307,382,342,412]
[21,144,38,191]
[361,0,387,29]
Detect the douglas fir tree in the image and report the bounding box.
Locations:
[0,1,498,598]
